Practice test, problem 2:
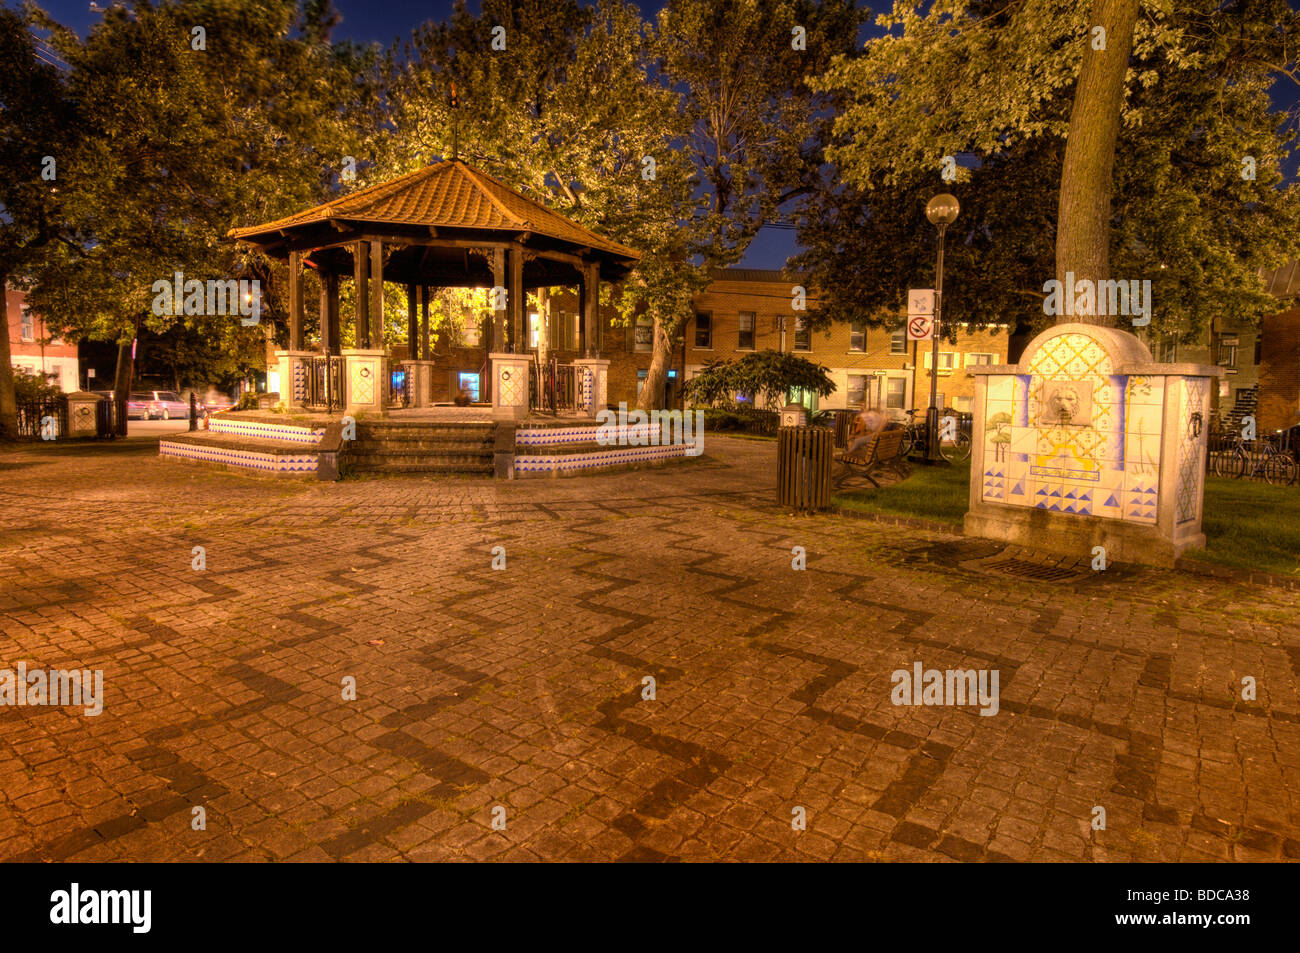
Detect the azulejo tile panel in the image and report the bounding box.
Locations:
[515,442,693,475]
[209,418,325,445]
[160,440,318,474]
[1175,378,1207,525]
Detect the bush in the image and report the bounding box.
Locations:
[13,370,62,402]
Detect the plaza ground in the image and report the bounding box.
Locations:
[1,434,1298,861]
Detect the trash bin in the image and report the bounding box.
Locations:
[777,425,833,512]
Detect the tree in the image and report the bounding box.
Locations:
[683,349,835,409]
[0,8,77,438]
[27,0,376,432]
[808,0,1300,346]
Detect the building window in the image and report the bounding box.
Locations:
[890,329,907,355]
[1254,336,1262,366]
[886,377,906,410]
[738,312,755,350]
[20,309,35,342]
[847,374,867,408]
[528,312,541,349]
[849,322,866,352]
[956,395,973,412]
[1157,337,1178,363]
[694,312,712,349]
[793,317,810,351]
[636,369,648,395]
[634,314,653,352]
[964,353,996,366]
[1219,344,1237,368]
[923,351,959,371]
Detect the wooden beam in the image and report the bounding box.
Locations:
[353,241,370,348]
[420,285,431,361]
[369,240,385,350]
[583,261,599,358]
[321,272,340,355]
[407,281,418,361]
[509,243,525,353]
[492,248,506,355]
[288,249,303,351]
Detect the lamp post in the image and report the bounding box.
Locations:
[924,193,960,463]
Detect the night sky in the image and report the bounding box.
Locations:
[26,1,1300,270]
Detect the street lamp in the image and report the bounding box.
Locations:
[924,193,960,463]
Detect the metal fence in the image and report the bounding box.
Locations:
[15,395,68,439]
[529,356,578,415]
[304,356,343,412]
[388,363,412,409]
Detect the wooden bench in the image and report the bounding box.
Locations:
[833,428,910,488]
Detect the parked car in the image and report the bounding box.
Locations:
[127,392,158,420]
[138,389,189,420]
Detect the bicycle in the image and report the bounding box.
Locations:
[1212,433,1297,485]
[900,407,971,463]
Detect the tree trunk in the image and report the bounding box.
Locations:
[637,317,671,411]
[0,273,17,440]
[1054,0,1140,326]
[112,323,138,437]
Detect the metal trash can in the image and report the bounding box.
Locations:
[777,425,833,512]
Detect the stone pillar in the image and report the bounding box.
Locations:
[490,352,530,421]
[274,350,317,407]
[964,322,1221,567]
[407,360,436,408]
[341,348,388,416]
[780,403,808,428]
[573,357,610,418]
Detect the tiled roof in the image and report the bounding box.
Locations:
[229,160,638,260]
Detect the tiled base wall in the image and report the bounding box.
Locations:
[160,440,319,475]
[209,417,325,445]
[514,442,695,476]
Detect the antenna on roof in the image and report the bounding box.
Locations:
[449,81,460,162]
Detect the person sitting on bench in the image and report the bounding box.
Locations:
[846,408,887,457]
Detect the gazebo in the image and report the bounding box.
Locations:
[229,159,640,418]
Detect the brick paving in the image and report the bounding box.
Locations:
[1,434,1299,862]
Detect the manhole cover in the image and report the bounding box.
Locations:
[979,557,1087,582]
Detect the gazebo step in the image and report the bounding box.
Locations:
[345,452,492,466]
[348,440,494,453]
[347,462,494,475]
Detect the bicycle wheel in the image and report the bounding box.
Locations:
[940,430,972,463]
[900,426,917,458]
[1213,448,1245,479]
[1264,454,1297,486]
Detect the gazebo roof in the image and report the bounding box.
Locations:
[229,159,640,268]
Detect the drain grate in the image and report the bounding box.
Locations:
[980,557,1087,582]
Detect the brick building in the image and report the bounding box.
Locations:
[5,286,80,392]
[1257,262,1300,433]
[423,267,1010,413]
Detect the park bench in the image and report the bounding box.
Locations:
[833,427,910,488]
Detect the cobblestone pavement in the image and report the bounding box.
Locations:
[1,435,1299,862]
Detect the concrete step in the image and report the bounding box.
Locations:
[348,440,493,453]
[347,462,494,475]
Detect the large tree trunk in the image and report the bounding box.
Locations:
[111,322,138,437]
[637,317,671,411]
[1054,0,1140,326]
[0,273,17,440]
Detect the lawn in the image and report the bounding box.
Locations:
[833,458,1300,576]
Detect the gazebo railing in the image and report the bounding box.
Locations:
[529,355,578,415]
[388,362,412,409]
[304,355,343,412]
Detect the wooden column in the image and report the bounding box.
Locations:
[288,250,303,351]
[420,285,431,360]
[353,242,370,349]
[407,282,418,361]
[582,261,600,358]
[321,272,340,354]
[492,248,507,352]
[509,244,525,353]
[369,240,384,350]
[577,271,587,356]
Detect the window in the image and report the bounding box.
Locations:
[849,322,866,352]
[695,313,712,349]
[20,310,34,342]
[956,395,973,412]
[1157,337,1177,363]
[890,329,907,355]
[636,369,648,395]
[793,317,810,351]
[1219,344,1237,368]
[634,314,653,352]
[550,310,578,351]
[964,353,996,366]
[738,312,755,350]
[923,351,959,371]
[847,374,867,408]
[529,312,541,349]
[886,377,906,410]
[1254,336,1262,366]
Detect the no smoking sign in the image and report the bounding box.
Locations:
[907,314,933,341]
